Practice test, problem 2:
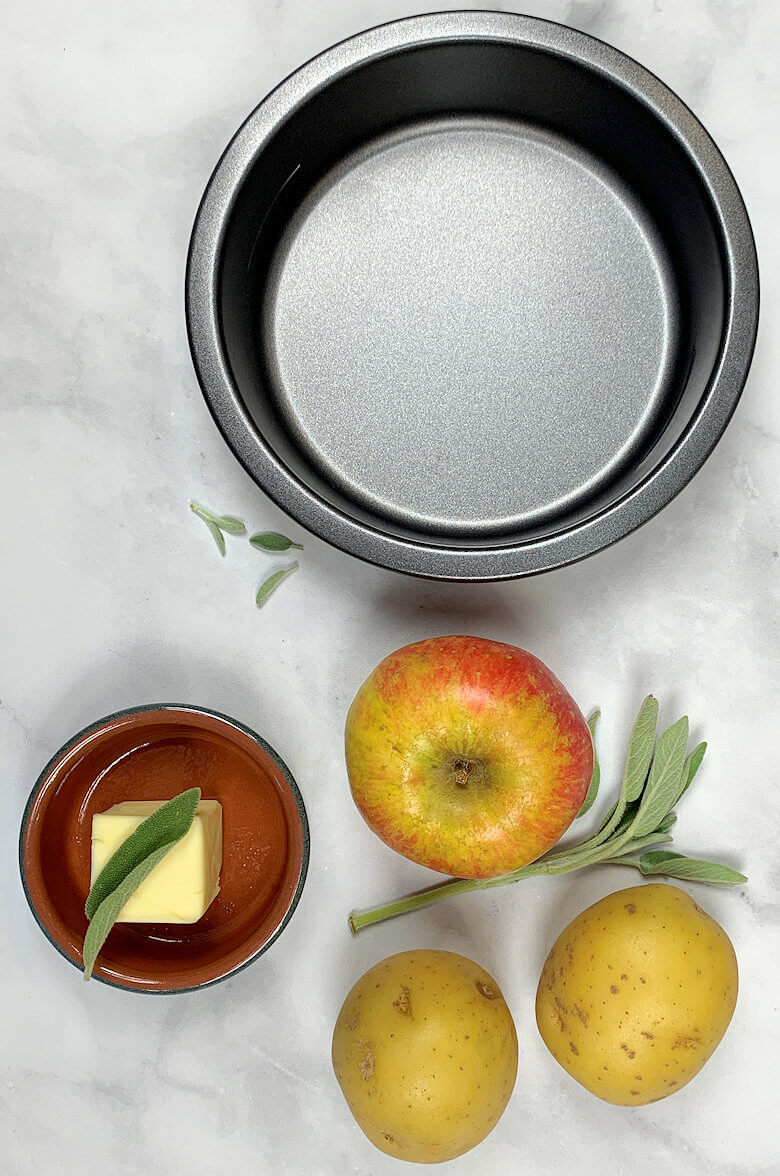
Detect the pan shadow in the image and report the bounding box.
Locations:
[371,575,537,646]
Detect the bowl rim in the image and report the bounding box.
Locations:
[19,703,310,995]
[186,10,759,582]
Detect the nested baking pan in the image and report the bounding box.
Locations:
[186,12,758,581]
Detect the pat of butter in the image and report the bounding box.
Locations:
[90,800,222,923]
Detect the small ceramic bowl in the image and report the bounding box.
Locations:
[19,704,309,993]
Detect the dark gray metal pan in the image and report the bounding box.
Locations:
[186,12,758,581]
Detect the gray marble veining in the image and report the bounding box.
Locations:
[1,2,778,1174]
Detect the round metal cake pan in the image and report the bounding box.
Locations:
[186,12,758,581]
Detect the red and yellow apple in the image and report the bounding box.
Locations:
[344,635,592,879]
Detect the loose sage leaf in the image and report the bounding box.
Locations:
[249,531,303,553]
[679,741,707,798]
[630,716,689,839]
[190,502,246,552]
[190,502,245,532]
[256,561,299,607]
[83,844,174,980]
[638,850,746,885]
[215,515,246,534]
[199,512,226,555]
[624,695,659,802]
[85,788,201,919]
[576,709,601,818]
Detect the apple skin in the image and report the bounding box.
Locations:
[345,636,593,879]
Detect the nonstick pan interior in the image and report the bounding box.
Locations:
[187,14,758,579]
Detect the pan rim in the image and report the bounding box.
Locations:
[185,10,759,582]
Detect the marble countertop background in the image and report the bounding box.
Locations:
[1,2,778,1174]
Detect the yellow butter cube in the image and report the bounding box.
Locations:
[90,800,222,923]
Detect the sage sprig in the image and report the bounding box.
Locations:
[190,502,246,555]
[348,697,746,934]
[82,788,201,980]
[250,532,303,553]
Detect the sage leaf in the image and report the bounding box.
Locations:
[190,502,246,553]
[201,513,226,555]
[214,516,246,534]
[83,787,201,980]
[661,740,707,815]
[630,716,689,839]
[609,806,677,846]
[638,850,746,886]
[83,845,174,980]
[624,694,659,802]
[654,811,678,835]
[85,788,201,918]
[576,709,601,818]
[216,515,247,533]
[256,561,299,607]
[190,502,246,532]
[592,799,618,840]
[249,532,303,553]
[679,742,707,798]
[638,850,685,869]
[580,696,658,849]
[613,801,640,836]
[601,831,676,866]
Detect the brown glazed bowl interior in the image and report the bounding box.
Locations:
[20,705,309,993]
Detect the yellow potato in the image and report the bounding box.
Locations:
[332,949,518,1163]
[536,883,738,1105]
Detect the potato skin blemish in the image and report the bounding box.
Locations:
[393,986,413,1017]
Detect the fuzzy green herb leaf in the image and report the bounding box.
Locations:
[630,716,689,839]
[84,845,173,980]
[654,811,678,835]
[190,502,246,554]
[85,788,201,919]
[580,695,658,850]
[679,742,707,798]
[249,532,303,553]
[82,788,201,979]
[661,741,707,817]
[256,562,299,607]
[201,514,226,554]
[576,709,601,818]
[637,850,746,886]
[215,516,246,534]
[637,850,686,869]
[623,695,660,802]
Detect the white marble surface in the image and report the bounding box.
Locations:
[1,2,778,1173]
